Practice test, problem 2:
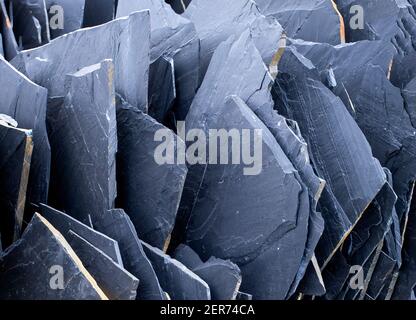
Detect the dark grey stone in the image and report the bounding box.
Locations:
[403,78,416,128]
[0,56,50,221]
[255,0,344,45]
[11,10,150,111]
[183,0,283,77]
[116,96,187,250]
[274,47,386,267]
[142,241,211,300]
[116,0,200,121]
[172,244,203,270]
[11,0,50,49]
[166,0,191,14]
[83,0,115,27]
[66,230,139,300]
[96,209,165,300]
[0,0,19,60]
[0,213,107,300]
[0,118,32,249]
[39,203,123,266]
[236,291,253,301]
[47,60,117,224]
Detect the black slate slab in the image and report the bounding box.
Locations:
[66,230,139,300]
[0,56,50,221]
[39,203,123,266]
[116,97,187,250]
[0,0,18,60]
[0,213,107,300]
[11,10,150,111]
[0,118,32,249]
[95,209,165,300]
[142,241,211,300]
[83,0,115,27]
[47,60,117,225]
[45,0,85,39]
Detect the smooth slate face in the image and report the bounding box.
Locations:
[47,60,117,224]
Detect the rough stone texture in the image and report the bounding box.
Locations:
[96,209,166,300]
[0,213,107,300]
[116,97,187,250]
[39,203,123,265]
[47,60,117,225]
[255,0,344,45]
[0,118,32,249]
[0,0,19,60]
[0,56,50,220]
[142,241,211,300]
[11,10,150,111]
[66,230,139,300]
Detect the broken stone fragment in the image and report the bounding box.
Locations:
[0,56,50,221]
[47,60,117,225]
[236,292,253,301]
[173,244,242,300]
[0,0,19,60]
[39,204,123,266]
[255,0,344,45]
[0,213,107,300]
[65,230,139,300]
[11,10,150,111]
[0,119,32,249]
[96,209,165,300]
[142,241,211,300]
[183,0,283,77]
[116,96,187,251]
[11,0,50,49]
[45,0,85,39]
[274,47,386,267]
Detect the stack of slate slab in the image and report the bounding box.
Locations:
[0,0,415,300]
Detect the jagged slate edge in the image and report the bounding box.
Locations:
[116,95,187,250]
[39,203,123,266]
[47,60,117,225]
[185,90,310,299]
[0,32,3,55]
[173,245,242,300]
[183,0,283,77]
[44,0,85,39]
[367,250,397,299]
[293,38,416,235]
[11,10,150,111]
[11,0,50,49]
[336,0,416,88]
[116,0,199,120]
[274,47,387,267]
[174,30,320,299]
[403,78,416,128]
[148,56,176,126]
[142,241,211,300]
[255,0,344,45]
[83,0,116,28]
[95,209,166,300]
[0,0,18,60]
[65,230,139,300]
[0,120,32,249]
[0,56,50,220]
[0,213,108,300]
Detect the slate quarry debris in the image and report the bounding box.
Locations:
[0,0,416,300]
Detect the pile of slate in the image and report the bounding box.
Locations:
[0,0,415,300]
